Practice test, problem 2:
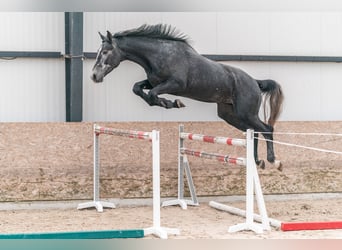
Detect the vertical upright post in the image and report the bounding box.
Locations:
[253,159,271,231]
[247,129,270,231]
[178,125,185,201]
[162,125,198,209]
[65,12,83,122]
[94,125,100,202]
[228,129,265,234]
[77,124,115,212]
[144,130,180,239]
[152,130,161,229]
[245,129,255,226]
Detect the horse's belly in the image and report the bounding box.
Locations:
[181,89,233,104]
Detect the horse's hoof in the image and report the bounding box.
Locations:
[257,160,265,169]
[274,160,283,171]
[160,99,173,109]
[175,99,185,108]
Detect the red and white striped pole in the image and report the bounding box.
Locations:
[180,132,246,147]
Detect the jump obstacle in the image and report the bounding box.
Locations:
[77,124,179,239]
[1,125,340,237]
[162,125,272,234]
[209,131,342,233]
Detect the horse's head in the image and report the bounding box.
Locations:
[91,31,122,83]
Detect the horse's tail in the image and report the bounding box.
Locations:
[256,79,284,127]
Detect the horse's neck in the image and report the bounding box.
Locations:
[116,37,158,72]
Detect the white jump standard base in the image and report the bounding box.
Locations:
[77,201,115,213]
[162,199,198,210]
[144,227,180,239]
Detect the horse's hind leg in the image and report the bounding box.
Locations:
[218,103,281,170]
[217,103,265,169]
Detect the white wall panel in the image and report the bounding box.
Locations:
[269,12,321,56]
[0,12,65,122]
[320,13,342,56]
[0,59,65,122]
[217,13,271,55]
[319,64,342,120]
[84,12,162,52]
[0,12,64,52]
[84,12,217,54]
[269,62,322,121]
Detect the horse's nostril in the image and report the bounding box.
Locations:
[91,73,96,81]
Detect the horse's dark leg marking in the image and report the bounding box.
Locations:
[253,133,265,169]
[244,117,275,163]
[147,80,186,109]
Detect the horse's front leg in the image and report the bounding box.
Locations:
[146,80,186,109]
[132,80,153,102]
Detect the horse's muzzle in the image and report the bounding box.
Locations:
[91,73,103,83]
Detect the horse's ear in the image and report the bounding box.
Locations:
[98,31,106,41]
[106,31,113,43]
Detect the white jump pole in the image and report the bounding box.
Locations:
[209,201,281,229]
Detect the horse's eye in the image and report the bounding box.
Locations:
[102,50,108,55]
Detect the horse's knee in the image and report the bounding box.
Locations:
[147,90,157,101]
[132,84,142,96]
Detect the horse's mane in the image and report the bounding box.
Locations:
[113,24,190,44]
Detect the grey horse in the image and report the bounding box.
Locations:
[91,24,284,170]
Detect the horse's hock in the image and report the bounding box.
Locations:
[0,121,341,202]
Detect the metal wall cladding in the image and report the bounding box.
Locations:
[1,12,342,122]
[0,12,65,122]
